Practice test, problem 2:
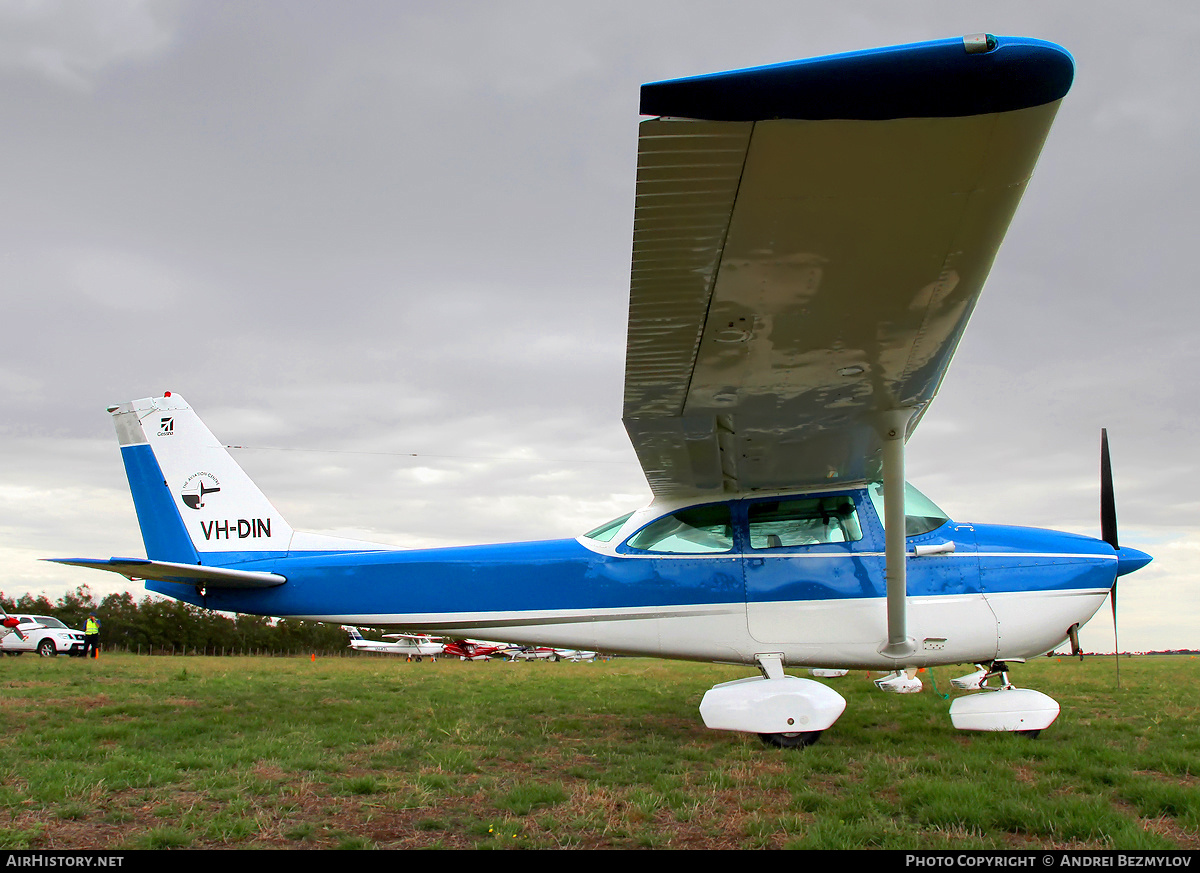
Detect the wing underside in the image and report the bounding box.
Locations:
[623,36,1073,498]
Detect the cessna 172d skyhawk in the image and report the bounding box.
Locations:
[53,35,1152,747]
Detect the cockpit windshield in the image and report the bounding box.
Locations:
[625,504,733,554]
[867,482,950,537]
[582,511,634,543]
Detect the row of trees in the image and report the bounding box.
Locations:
[0,586,356,655]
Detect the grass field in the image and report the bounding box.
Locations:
[0,652,1195,849]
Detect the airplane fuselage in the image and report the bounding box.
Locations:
[148,486,1128,671]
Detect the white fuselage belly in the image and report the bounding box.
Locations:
[300,587,1110,670]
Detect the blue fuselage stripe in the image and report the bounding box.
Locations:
[153,528,1117,621]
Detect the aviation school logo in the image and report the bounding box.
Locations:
[157,416,175,436]
[180,472,221,510]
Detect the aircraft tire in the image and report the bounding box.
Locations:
[758,731,822,749]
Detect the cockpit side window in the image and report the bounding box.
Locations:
[748,495,863,548]
[625,504,733,554]
[867,482,950,537]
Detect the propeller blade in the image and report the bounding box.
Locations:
[1100,428,1119,550]
[1111,577,1121,689]
[1101,429,1121,688]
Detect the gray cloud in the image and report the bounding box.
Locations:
[0,0,180,91]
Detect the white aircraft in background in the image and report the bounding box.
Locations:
[55,35,1152,748]
[343,627,444,660]
[809,669,848,679]
[504,646,598,661]
[557,650,599,662]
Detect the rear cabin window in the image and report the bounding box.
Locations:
[748,495,863,548]
[625,504,733,554]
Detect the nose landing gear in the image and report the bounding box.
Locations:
[948,661,1059,737]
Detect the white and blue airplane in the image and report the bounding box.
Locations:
[343,627,445,660]
[52,35,1152,747]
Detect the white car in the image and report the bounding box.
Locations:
[0,615,88,658]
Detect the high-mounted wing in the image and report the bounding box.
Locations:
[623,36,1073,497]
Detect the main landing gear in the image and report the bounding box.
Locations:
[758,729,823,749]
[948,661,1060,737]
[698,654,847,749]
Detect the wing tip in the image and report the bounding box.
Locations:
[640,35,1073,122]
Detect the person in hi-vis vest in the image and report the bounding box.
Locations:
[84,614,100,659]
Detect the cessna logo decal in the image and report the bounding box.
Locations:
[181,472,220,510]
[157,417,175,437]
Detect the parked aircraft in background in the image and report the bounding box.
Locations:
[441,640,509,661]
[810,669,848,679]
[343,627,444,659]
[54,35,1152,748]
[503,646,600,662]
[557,650,599,662]
[506,646,560,661]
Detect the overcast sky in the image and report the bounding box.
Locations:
[1,1,1195,655]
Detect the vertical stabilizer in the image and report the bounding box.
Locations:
[111,393,295,565]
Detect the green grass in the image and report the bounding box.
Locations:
[0,653,1195,849]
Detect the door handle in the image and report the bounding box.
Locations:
[913,541,955,557]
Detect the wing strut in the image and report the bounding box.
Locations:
[879,409,917,659]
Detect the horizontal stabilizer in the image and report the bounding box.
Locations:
[45,557,286,589]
